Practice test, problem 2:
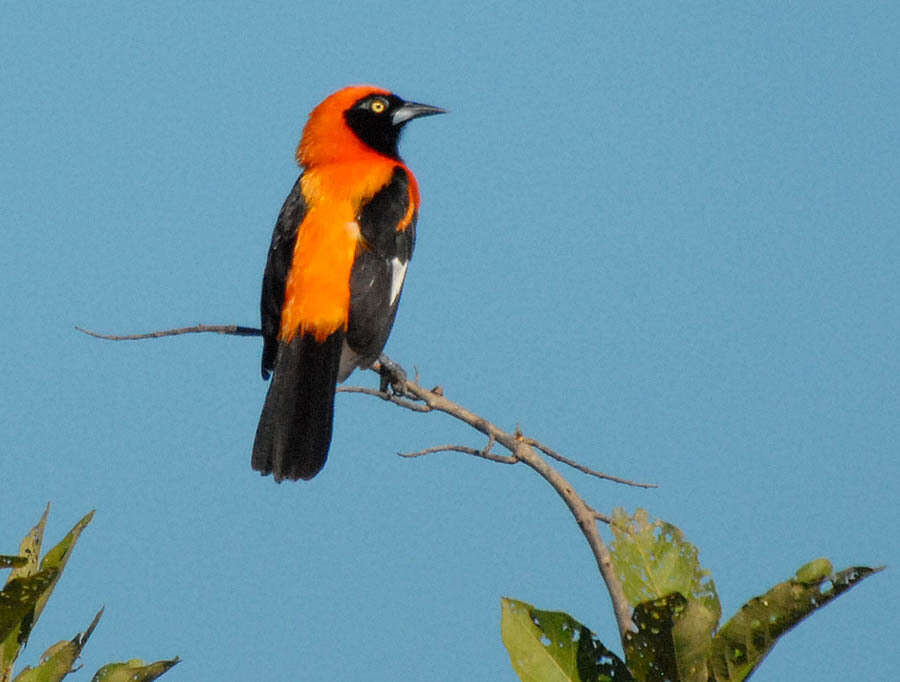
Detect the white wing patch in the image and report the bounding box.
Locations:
[389,257,408,306]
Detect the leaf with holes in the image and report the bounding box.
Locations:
[708,559,884,681]
[2,507,50,679]
[501,597,633,682]
[609,508,720,680]
[0,570,58,645]
[622,592,685,682]
[7,507,48,584]
[1,508,93,679]
[609,509,720,618]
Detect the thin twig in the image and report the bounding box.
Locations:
[398,444,517,464]
[480,433,496,457]
[336,385,432,412]
[586,505,613,524]
[525,438,657,489]
[75,324,261,340]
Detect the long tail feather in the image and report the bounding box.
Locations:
[252,331,343,481]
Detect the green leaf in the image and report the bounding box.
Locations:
[708,562,884,681]
[3,508,50,680]
[91,657,180,682]
[12,609,102,682]
[32,511,94,632]
[37,510,94,578]
[671,597,719,681]
[0,571,58,648]
[6,507,49,584]
[623,593,685,682]
[610,509,720,680]
[609,509,720,619]
[501,597,633,682]
[1,509,94,679]
[11,641,75,682]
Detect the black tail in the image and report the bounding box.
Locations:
[252,331,343,481]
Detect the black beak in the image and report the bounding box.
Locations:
[392,101,447,126]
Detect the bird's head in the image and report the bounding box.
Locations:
[297,85,445,167]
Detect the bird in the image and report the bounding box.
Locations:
[251,85,445,482]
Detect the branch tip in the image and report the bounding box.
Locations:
[76,323,261,341]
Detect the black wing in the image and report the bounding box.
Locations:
[260,175,308,379]
[346,165,416,362]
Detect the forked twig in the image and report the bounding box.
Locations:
[349,363,639,638]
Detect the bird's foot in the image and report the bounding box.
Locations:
[377,353,408,396]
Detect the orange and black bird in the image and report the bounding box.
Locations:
[252,85,445,482]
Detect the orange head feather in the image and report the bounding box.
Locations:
[297,85,391,167]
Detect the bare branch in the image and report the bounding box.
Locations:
[75,324,261,340]
[77,322,639,641]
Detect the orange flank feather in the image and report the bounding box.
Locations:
[397,180,419,231]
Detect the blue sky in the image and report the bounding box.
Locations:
[2,3,897,680]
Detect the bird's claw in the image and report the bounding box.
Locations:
[377,353,408,396]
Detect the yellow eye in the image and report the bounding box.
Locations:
[370,98,388,114]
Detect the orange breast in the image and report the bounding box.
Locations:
[279,159,398,343]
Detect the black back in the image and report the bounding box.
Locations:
[347,165,416,361]
[260,175,308,379]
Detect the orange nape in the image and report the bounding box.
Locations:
[297,85,390,168]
